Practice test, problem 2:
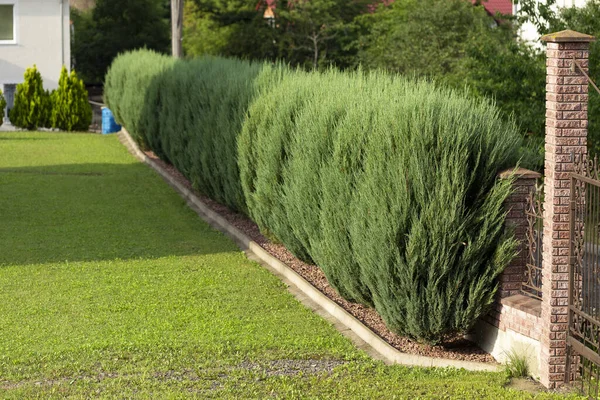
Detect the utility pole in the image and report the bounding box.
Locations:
[171,0,183,58]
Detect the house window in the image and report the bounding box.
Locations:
[0,1,16,44]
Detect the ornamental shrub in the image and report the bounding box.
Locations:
[104,49,176,147]
[0,90,6,127]
[239,70,522,343]
[9,65,52,130]
[51,66,93,131]
[105,50,287,212]
[105,50,523,343]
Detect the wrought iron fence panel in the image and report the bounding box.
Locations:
[567,155,600,398]
[523,190,544,300]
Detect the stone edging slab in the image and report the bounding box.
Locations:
[116,129,500,373]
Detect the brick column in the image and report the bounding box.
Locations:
[539,30,594,388]
[498,169,541,299]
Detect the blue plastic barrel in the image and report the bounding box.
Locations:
[101,107,121,134]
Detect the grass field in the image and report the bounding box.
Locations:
[0,132,582,399]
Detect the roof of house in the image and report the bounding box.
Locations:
[475,0,513,16]
[257,0,514,17]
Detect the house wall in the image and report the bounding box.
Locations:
[0,0,70,91]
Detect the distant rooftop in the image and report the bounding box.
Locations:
[474,0,513,16]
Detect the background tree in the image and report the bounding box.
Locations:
[72,0,170,83]
[183,0,368,69]
[512,0,558,35]
[514,0,600,156]
[276,0,369,70]
[355,0,546,168]
[548,1,600,155]
[184,0,278,60]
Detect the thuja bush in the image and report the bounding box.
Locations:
[51,66,93,131]
[10,65,52,130]
[239,70,522,343]
[0,89,6,127]
[106,51,522,343]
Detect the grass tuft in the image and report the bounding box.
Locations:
[505,349,530,379]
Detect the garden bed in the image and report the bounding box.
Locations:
[143,150,495,364]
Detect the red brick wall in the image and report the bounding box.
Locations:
[484,171,542,342]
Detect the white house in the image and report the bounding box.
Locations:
[0,0,70,116]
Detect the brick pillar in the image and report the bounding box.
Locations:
[539,30,594,388]
[498,169,541,298]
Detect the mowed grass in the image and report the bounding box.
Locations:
[0,132,581,399]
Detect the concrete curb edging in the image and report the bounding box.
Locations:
[116,129,500,373]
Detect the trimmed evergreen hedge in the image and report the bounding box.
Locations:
[105,50,287,212]
[105,50,522,344]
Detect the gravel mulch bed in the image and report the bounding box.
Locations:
[144,151,495,364]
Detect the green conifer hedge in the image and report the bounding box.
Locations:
[104,50,176,148]
[105,50,523,344]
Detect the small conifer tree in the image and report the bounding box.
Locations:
[0,89,6,127]
[51,66,92,131]
[9,65,52,130]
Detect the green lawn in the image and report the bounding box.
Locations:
[0,132,580,399]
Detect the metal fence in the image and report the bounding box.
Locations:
[567,155,600,399]
[523,190,544,300]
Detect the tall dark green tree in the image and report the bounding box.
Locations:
[72,0,170,83]
[276,0,370,70]
[184,0,278,61]
[183,0,368,69]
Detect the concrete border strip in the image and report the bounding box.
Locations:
[116,129,500,373]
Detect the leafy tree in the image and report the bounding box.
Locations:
[184,0,277,60]
[512,0,558,35]
[515,0,600,156]
[448,23,546,169]
[184,0,368,69]
[72,0,170,83]
[51,66,93,131]
[355,0,546,168]
[276,0,370,70]
[9,66,52,130]
[355,0,488,76]
[548,1,600,156]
